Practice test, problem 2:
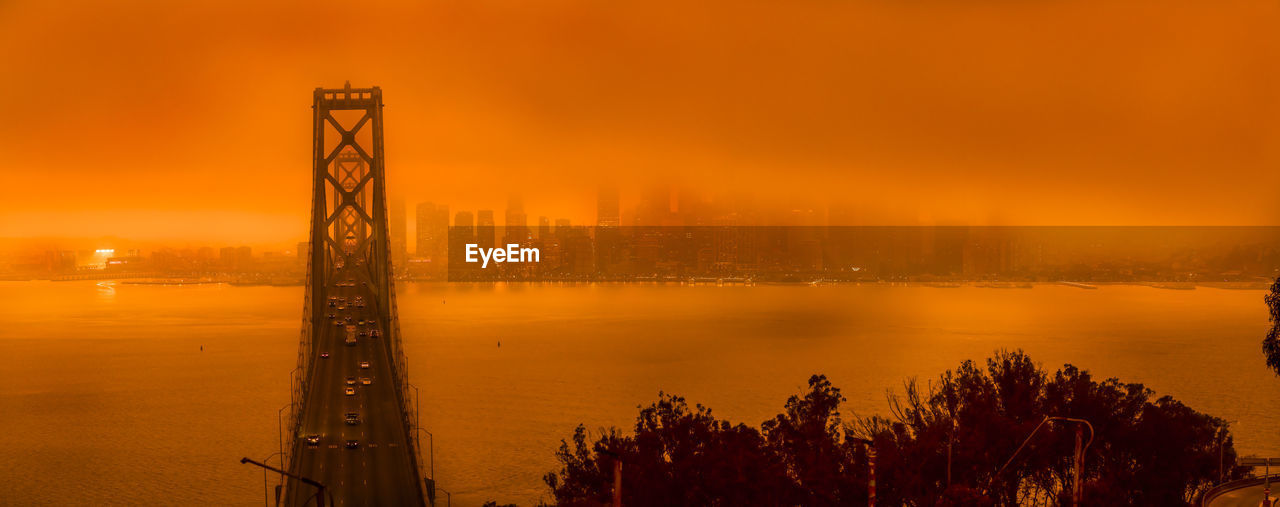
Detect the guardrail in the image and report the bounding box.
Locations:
[1200,474,1279,506]
[279,240,317,506]
[374,224,429,505]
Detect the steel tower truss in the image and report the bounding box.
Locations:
[287,83,425,503]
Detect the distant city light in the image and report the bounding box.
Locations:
[95,249,114,255]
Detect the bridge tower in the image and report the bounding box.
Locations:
[283,83,425,506]
[307,82,396,349]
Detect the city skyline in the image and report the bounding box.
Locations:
[11,176,1280,267]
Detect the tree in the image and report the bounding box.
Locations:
[543,392,791,506]
[858,350,1242,506]
[760,375,856,505]
[1264,276,1280,376]
[546,351,1243,507]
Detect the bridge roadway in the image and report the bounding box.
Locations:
[284,278,423,506]
[1206,483,1276,507]
[1203,475,1280,507]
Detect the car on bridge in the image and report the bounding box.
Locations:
[359,361,370,369]
[344,386,356,396]
[345,439,359,449]
[345,412,360,425]
[305,434,321,446]
[360,377,371,385]
[320,352,329,359]
[345,376,356,385]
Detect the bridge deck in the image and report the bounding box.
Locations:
[284,278,422,506]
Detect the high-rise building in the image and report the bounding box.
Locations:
[296,241,308,267]
[537,216,551,240]
[416,202,434,256]
[389,196,407,270]
[450,211,475,270]
[504,194,526,228]
[221,246,252,271]
[637,185,672,225]
[454,210,474,230]
[416,202,449,258]
[504,194,528,245]
[477,210,496,251]
[414,202,451,277]
[597,186,620,227]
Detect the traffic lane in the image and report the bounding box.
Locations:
[349,305,419,506]
[329,337,412,503]
[338,367,369,506]
[364,353,418,506]
[289,283,421,506]
[361,287,419,505]
[288,317,348,506]
[369,440,418,505]
[289,291,364,506]
[340,358,375,507]
[1208,484,1276,507]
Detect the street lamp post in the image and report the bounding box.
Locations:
[414,427,435,482]
[240,457,326,507]
[947,419,955,488]
[259,451,284,507]
[277,403,292,469]
[599,449,623,507]
[990,416,1094,506]
[1261,460,1273,507]
[1265,460,1272,507]
[409,383,420,434]
[1219,420,1238,485]
[850,438,876,507]
[408,382,435,505]
[289,367,299,409]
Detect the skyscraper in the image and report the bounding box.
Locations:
[538,216,551,240]
[415,202,450,265]
[597,185,620,227]
[636,185,672,226]
[296,241,309,267]
[504,194,528,245]
[476,210,495,251]
[454,210,474,230]
[415,203,437,255]
[448,211,475,277]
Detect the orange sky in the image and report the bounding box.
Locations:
[1,0,1278,246]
